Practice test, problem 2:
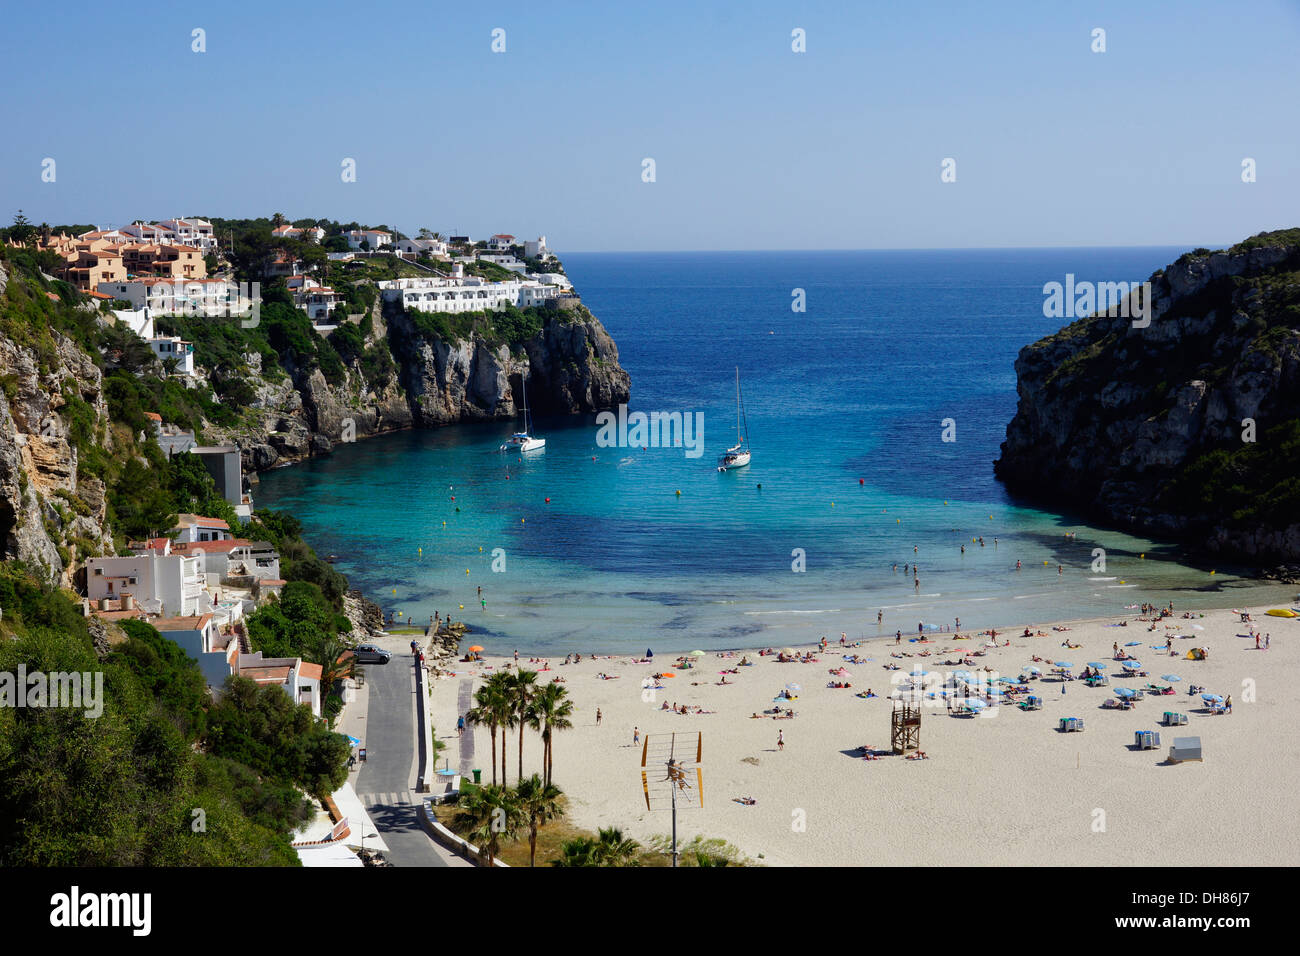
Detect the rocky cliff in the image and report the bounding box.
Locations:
[208,299,630,476]
[995,229,1300,573]
[0,263,115,585]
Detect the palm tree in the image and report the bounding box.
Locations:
[510,669,539,782]
[533,682,574,786]
[593,827,642,866]
[317,636,356,697]
[551,827,641,867]
[467,677,509,785]
[458,784,522,866]
[513,774,564,867]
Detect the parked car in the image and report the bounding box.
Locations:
[353,644,391,664]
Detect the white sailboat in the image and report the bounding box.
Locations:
[717,366,750,471]
[501,372,545,453]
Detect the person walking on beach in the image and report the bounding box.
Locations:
[1016,560,1021,570]
[1265,633,1270,650]
[596,708,602,725]
[514,649,519,664]
[1256,634,1260,650]
[896,630,902,644]
[1225,695,1232,714]
[633,726,640,745]
[878,609,883,625]
[457,714,465,736]
[955,616,960,630]
[777,730,784,751]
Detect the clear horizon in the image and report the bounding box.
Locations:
[3,1,1298,251]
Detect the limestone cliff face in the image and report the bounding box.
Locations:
[995,231,1300,571]
[208,299,630,475]
[0,264,115,584]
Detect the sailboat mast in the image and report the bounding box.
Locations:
[735,366,741,445]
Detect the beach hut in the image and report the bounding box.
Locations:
[1163,711,1189,726]
[1168,736,1203,763]
[1058,717,1084,732]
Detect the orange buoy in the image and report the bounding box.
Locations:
[545,497,551,503]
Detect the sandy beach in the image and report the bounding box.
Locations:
[428,603,1300,866]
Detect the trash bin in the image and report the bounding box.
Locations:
[472,769,481,784]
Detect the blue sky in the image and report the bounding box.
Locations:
[2,0,1297,251]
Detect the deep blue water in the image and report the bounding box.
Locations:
[256,249,1293,653]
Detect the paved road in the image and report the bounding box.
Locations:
[354,653,450,868]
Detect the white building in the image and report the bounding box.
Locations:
[86,550,207,618]
[110,307,154,339]
[238,653,323,717]
[529,271,572,290]
[396,237,448,258]
[271,224,325,242]
[298,287,343,322]
[524,236,548,259]
[173,514,232,543]
[148,336,196,375]
[378,276,563,314]
[487,234,516,251]
[158,218,217,252]
[96,277,237,316]
[346,229,392,251]
[478,253,527,273]
[154,613,239,691]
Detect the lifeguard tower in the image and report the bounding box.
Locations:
[891,701,921,754]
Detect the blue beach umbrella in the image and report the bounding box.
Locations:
[1162,674,1182,682]
[1086,662,1107,669]
[1115,687,1137,698]
[1023,665,1042,674]
[1201,693,1223,703]
[1125,641,1142,646]
[1122,660,1141,670]
[1055,661,1073,668]
[347,735,362,748]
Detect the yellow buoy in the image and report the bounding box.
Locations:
[459,604,464,609]
[418,547,423,555]
[944,501,948,506]
[479,546,483,552]
[896,518,900,524]
[676,490,681,496]
[1210,570,1216,575]
[466,569,470,575]
[392,588,396,595]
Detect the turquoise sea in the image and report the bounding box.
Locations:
[257,249,1295,654]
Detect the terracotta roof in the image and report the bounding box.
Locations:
[92,608,148,621]
[153,613,213,632]
[298,662,323,681]
[176,513,230,529]
[144,412,162,421]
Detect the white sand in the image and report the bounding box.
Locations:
[429,604,1300,866]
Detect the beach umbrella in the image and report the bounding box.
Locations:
[1055,661,1073,668]
[781,648,795,656]
[1023,665,1042,674]
[1161,674,1182,682]
[1122,660,1141,670]
[964,698,987,710]
[1201,693,1223,703]
[786,682,802,692]
[468,645,484,653]
[953,670,975,680]
[347,735,362,748]
[1086,662,1107,669]
[1125,641,1142,646]
[689,649,705,657]
[1115,687,1137,698]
